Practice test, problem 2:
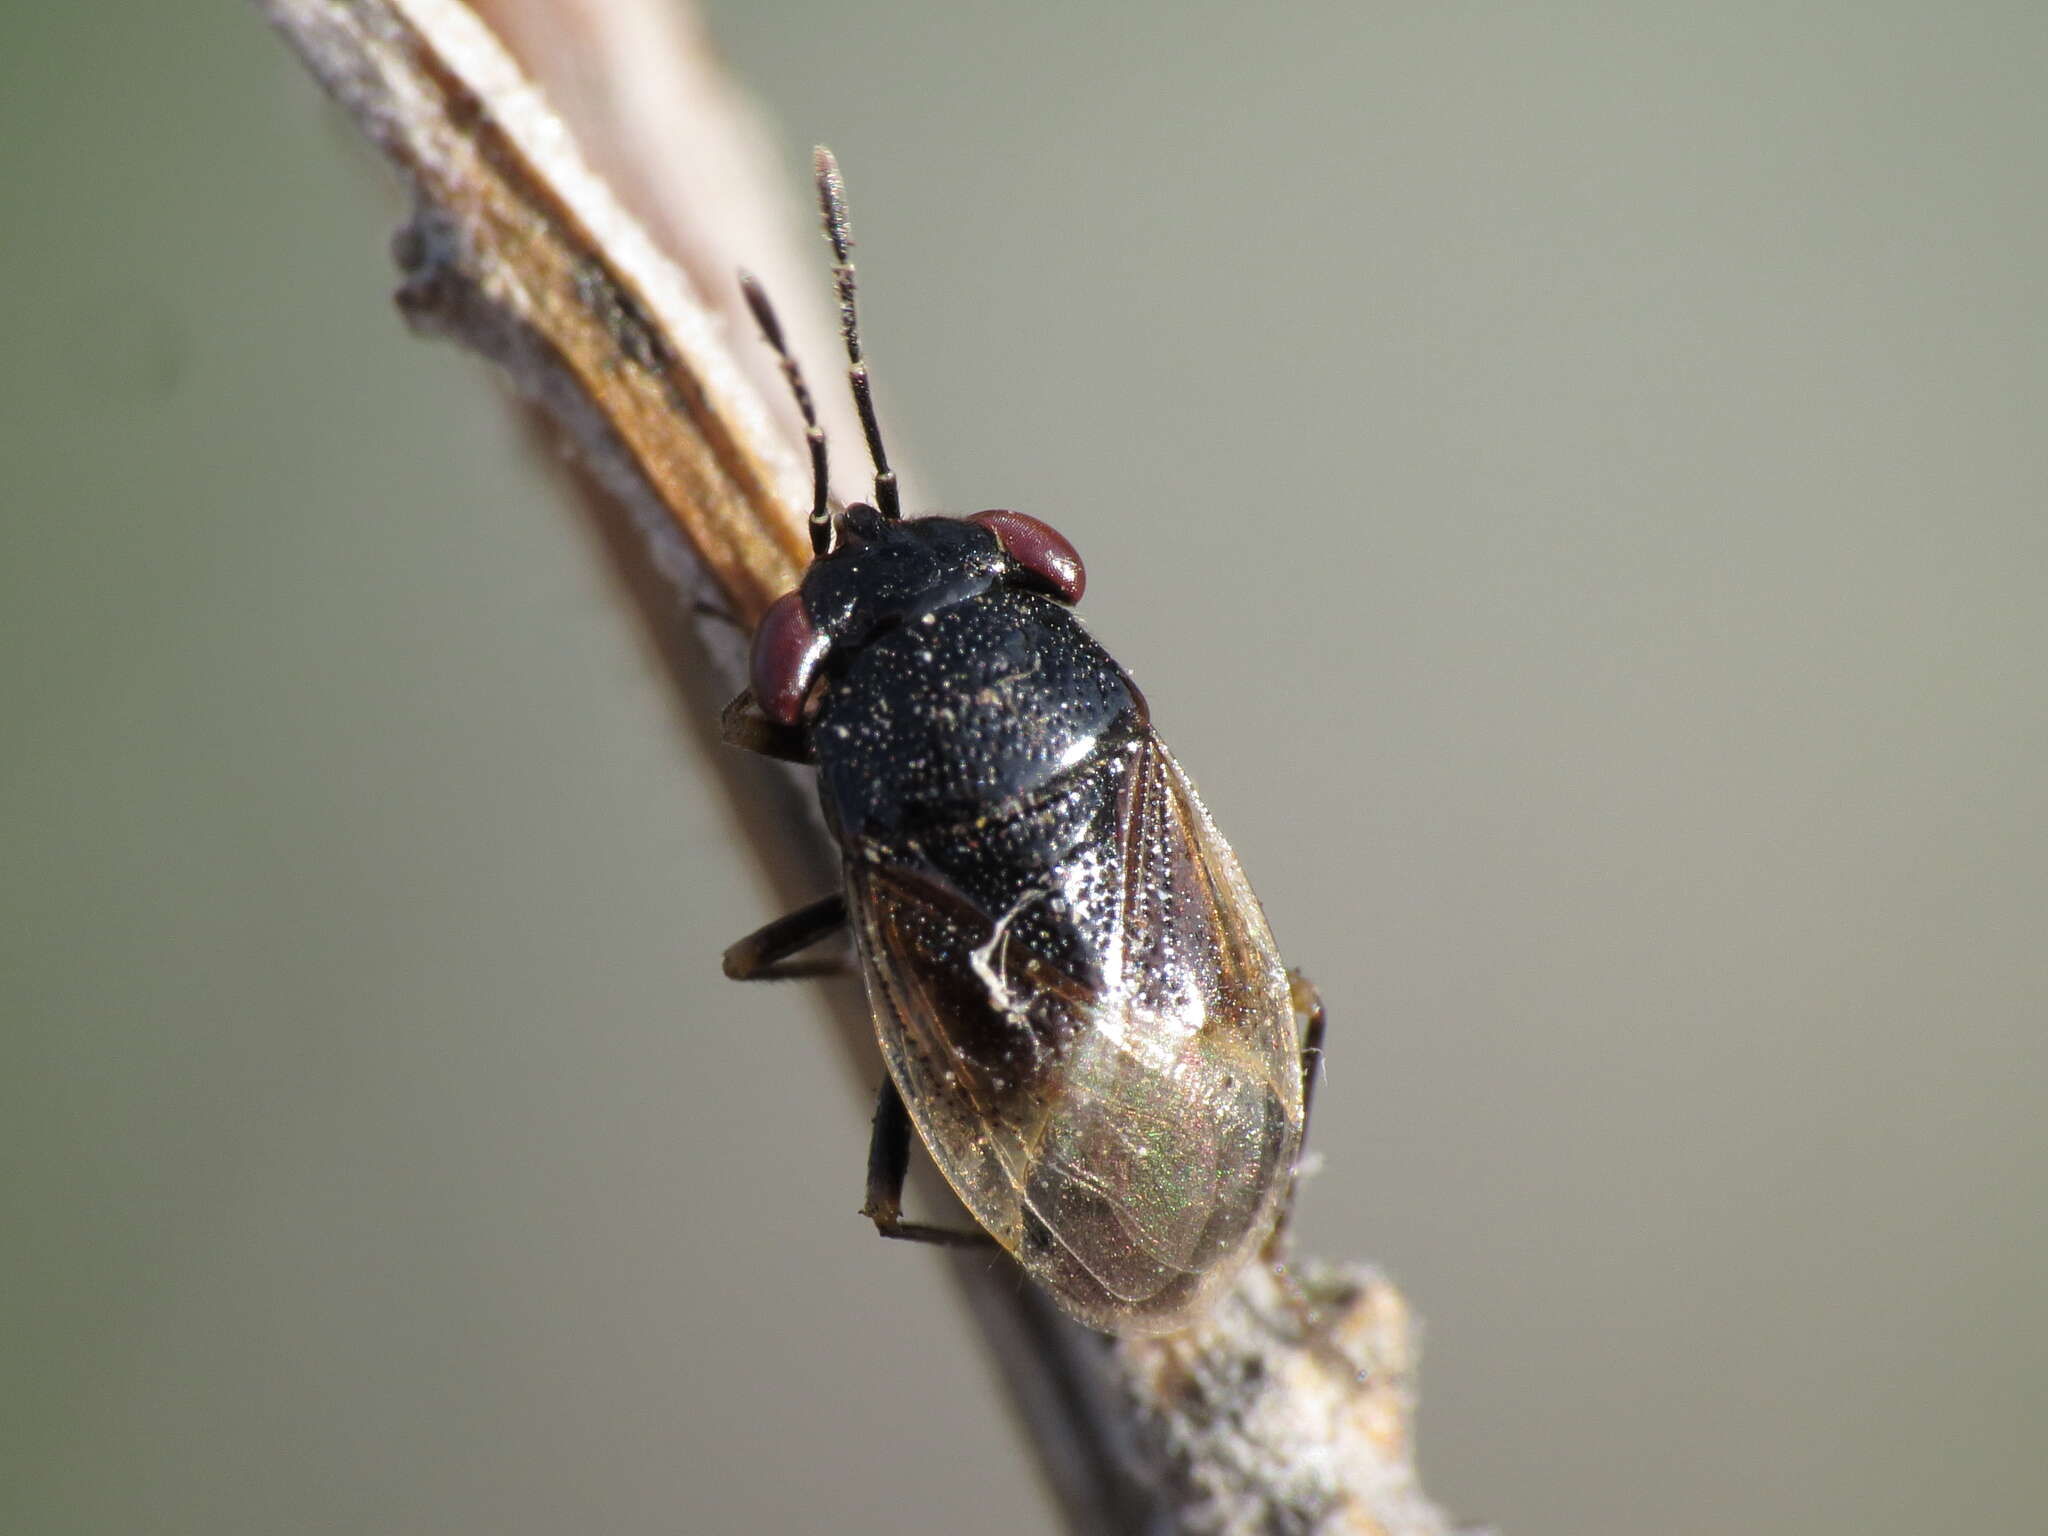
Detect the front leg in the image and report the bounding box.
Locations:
[1264,971,1328,1259]
[720,688,813,764]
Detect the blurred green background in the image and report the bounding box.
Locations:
[5,4,2045,1533]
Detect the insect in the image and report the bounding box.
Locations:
[721,149,1324,1336]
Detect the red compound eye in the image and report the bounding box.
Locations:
[750,588,830,727]
[969,510,1086,604]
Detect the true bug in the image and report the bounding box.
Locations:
[721,149,1324,1336]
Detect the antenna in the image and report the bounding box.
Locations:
[814,146,901,521]
[739,271,834,557]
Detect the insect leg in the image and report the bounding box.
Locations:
[1264,971,1328,1258]
[723,894,850,980]
[1293,970,1328,1140]
[719,690,814,764]
[861,1077,995,1249]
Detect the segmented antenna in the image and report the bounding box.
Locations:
[814,146,901,521]
[739,271,834,557]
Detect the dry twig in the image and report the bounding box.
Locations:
[255,3,1466,1531]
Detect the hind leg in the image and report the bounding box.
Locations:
[1264,972,1328,1258]
[861,1077,996,1249]
[725,896,991,1247]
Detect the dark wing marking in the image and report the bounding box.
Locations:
[851,730,1301,1335]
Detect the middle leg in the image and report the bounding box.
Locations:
[723,893,850,981]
